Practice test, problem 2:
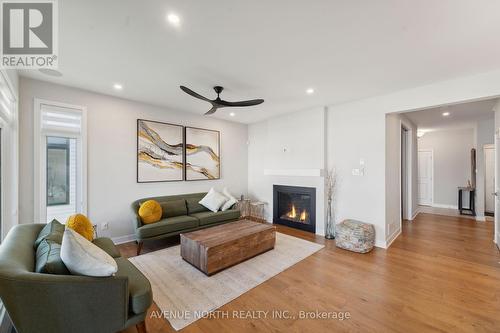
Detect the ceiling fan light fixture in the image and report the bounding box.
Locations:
[180,85,264,116]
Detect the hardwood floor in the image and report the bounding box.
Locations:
[119,213,500,333]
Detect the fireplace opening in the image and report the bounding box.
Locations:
[273,185,316,233]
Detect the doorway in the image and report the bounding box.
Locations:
[34,100,87,224]
[418,150,433,206]
[484,144,495,216]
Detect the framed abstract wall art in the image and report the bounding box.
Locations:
[137,119,184,182]
[185,126,220,181]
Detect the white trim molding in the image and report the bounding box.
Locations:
[386,228,402,248]
[264,169,324,177]
[0,68,17,333]
[0,70,18,240]
[410,208,420,220]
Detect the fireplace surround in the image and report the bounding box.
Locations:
[273,185,316,233]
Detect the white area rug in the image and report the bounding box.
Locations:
[129,232,324,330]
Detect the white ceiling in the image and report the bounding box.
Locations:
[20,0,500,124]
[404,98,498,132]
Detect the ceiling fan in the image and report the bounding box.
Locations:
[180,85,264,115]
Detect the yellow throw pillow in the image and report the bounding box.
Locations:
[138,200,162,224]
[66,214,94,241]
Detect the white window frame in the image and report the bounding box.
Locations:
[34,99,87,223]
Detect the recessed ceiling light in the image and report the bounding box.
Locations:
[442,112,450,116]
[113,83,123,90]
[167,13,181,27]
[229,112,235,117]
[306,88,314,95]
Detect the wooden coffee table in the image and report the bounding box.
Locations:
[180,220,276,275]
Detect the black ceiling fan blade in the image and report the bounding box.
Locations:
[180,86,212,102]
[219,99,265,107]
[204,106,219,115]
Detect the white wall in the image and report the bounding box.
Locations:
[327,69,500,248]
[475,118,495,219]
[247,107,326,235]
[18,78,248,240]
[328,103,386,247]
[418,128,474,207]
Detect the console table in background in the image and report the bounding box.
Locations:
[458,187,475,216]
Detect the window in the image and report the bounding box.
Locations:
[47,137,72,206]
[34,100,87,223]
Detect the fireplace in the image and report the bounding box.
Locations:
[273,185,316,233]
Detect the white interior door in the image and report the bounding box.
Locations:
[484,145,495,214]
[418,150,433,206]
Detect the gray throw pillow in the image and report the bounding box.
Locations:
[34,219,65,249]
[35,239,70,275]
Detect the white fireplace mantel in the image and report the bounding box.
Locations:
[263,169,324,177]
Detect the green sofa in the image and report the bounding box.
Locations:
[0,224,153,333]
[132,192,240,255]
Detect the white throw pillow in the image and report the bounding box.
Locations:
[199,188,228,212]
[221,187,238,211]
[60,228,118,277]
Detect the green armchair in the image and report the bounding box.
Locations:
[0,224,152,333]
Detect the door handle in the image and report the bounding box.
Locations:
[493,192,499,196]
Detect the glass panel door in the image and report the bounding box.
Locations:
[46,136,77,223]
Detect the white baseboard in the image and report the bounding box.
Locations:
[374,240,387,249]
[431,203,458,209]
[111,234,136,245]
[385,228,401,248]
[410,208,420,220]
[475,215,486,222]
